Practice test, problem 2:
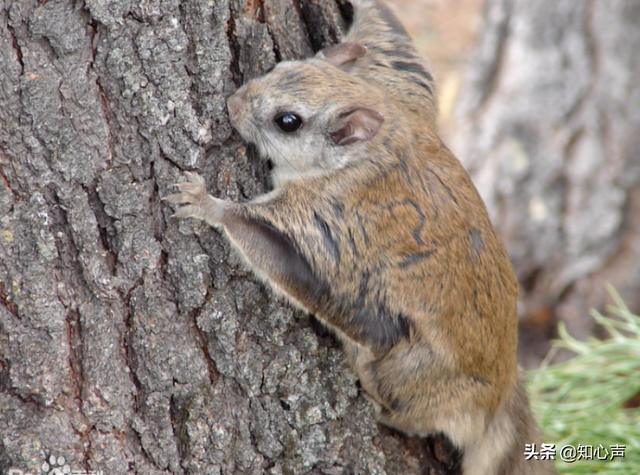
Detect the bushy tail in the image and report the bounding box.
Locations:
[347,0,410,42]
[340,0,437,122]
[463,380,557,475]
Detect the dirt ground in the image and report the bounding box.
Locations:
[386,0,485,135]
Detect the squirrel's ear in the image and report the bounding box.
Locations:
[329,108,384,146]
[319,42,367,66]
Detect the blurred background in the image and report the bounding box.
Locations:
[386,0,640,368]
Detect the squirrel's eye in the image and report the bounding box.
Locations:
[274,112,303,132]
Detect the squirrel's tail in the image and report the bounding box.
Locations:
[341,0,437,121]
[462,379,557,475]
[346,0,410,44]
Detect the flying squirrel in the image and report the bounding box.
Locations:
[165,1,557,474]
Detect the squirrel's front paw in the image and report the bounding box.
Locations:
[164,171,211,221]
[164,172,227,225]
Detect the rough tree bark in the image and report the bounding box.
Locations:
[0,1,459,474]
[453,0,640,365]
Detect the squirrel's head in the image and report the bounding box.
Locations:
[227,58,389,182]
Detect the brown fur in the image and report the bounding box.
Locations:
[334,0,438,124]
[165,2,556,474]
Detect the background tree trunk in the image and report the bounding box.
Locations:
[0,1,459,474]
[453,0,640,366]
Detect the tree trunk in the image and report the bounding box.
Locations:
[0,1,459,474]
[453,0,640,365]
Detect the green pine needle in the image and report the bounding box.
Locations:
[527,286,640,474]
